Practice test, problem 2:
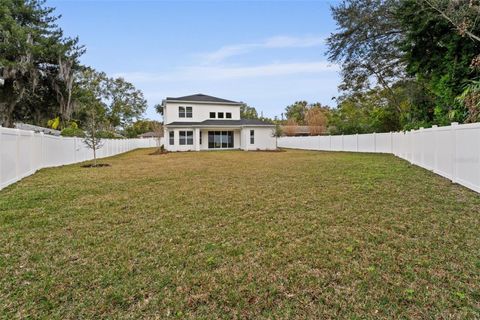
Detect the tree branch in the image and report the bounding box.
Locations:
[424,0,480,42]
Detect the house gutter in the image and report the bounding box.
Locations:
[165,124,275,128]
[164,100,242,106]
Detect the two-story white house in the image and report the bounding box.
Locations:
[162,94,276,151]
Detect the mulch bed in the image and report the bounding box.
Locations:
[250,149,285,152]
[149,149,169,156]
[81,163,111,168]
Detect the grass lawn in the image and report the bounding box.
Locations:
[1,149,479,319]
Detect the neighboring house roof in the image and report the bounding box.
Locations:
[15,123,61,136]
[138,131,163,138]
[281,125,327,136]
[166,119,275,127]
[165,94,241,105]
[281,125,310,135]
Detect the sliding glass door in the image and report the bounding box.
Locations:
[208,131,234,149]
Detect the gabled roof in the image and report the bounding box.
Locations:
[166,119,275,127]
[165,94,241,104]
[281,125,311,134]
[138,131,163,138]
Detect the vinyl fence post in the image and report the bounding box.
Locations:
[29,131,34,174]
[342,134,344,151]
[390,132,393,154]
[40,132,44,168]
[373,132,377,153]
[419,127,425,167]
[451,122,458,183]
[356,133,359,152]
[0,127,3,185]
[15,129,20,181]
[409,130,414,164]
[432,125,438,172]
[74,137,77,163]
[329,135,332,151]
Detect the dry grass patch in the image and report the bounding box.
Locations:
[1,149,479,319]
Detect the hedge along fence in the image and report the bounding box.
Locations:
[278,122,480,194]
[0,126,162,190]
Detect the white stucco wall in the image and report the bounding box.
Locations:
[165,128,243,151]
[164,102,241,124]
[241,127,277,151]
[165,128,196,152]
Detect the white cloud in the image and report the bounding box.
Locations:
[140,73,341,121]
[114,60,338,83]
[112,34,337,120]
[184,61,337,79]
[200,35,326,64]
[202,44,256,64]
[263,35,325,48]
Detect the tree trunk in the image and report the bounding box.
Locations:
[92,122,97,167]
[93,145,97,167]
[2,101,17,128]
[0,79,26,128]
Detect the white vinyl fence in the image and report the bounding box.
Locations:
[0,126,162,190]
[278,122,480,194]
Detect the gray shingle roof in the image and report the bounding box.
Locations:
[166,94,240,104]
[166,119,275,127]
[138,131,163,138]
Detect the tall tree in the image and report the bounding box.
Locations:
[398,0,480,123]
[52,38,85,125]
[285,101,308,124]
[240,104,259,119]
[328,0,480,128]
[106,77,147,130]
[283,118,299,136]
[328,87,401,134]
[73,67,109,126]
[124,119,161,138]
[423,0,480,42]
[327,0,406,112]
[0,0,59,127]
[0,0,85,128]
[305,106,328,135]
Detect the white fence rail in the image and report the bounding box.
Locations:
[278,122,480,194]
[0,126,162,190]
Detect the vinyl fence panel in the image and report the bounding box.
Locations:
[358,134,375,152]
[331,135,343,151]
[0,126,160,190]
[278,122,480,194]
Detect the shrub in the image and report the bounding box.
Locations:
[61,127,85,137]
[96,131,123,139]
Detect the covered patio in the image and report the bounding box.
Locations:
[165,125,243,152]
[164,120,276,152]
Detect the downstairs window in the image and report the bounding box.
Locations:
[179,131,194,145]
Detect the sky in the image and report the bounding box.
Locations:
[49,0,341,121]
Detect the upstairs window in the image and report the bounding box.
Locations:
[179,106,186,118]
[226,112,232,119]
[218,112,224,119]
[186,106,193,118]
[169,131,174,145]
[210,112,216,119]
[250,130,255,144]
